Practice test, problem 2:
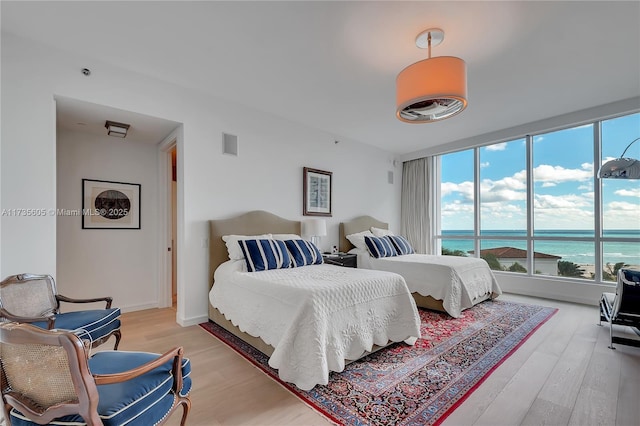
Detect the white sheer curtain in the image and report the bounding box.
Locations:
[400,157,434,254]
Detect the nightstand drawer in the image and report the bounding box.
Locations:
[322,253,357,268]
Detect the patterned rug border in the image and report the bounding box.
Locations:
[199,301,557,425]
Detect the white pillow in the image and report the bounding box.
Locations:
[371,226,394,237]
[271,234,302,240]
[346,230,374,250]
[348,247,369,256]
[222,234,272,260]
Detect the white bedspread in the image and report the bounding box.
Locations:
[355,251,502,318]
[209,261,421,390]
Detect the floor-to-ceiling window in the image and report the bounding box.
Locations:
[438,112,640,284]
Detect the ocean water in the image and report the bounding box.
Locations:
[441,230,640,265]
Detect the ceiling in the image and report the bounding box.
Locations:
[56,96,180,145]
[3,1,640,154]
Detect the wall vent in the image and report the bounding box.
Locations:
[222,133,238,156]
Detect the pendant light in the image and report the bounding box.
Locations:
[396,28,468,123]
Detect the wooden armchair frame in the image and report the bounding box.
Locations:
[0,322,190,426]
[0,273,121,349]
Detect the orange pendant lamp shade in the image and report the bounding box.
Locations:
[396,29,468,123]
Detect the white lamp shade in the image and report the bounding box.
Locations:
[305,218,327,237]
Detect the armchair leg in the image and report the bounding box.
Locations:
[608,320,616,350]
[178,398,191,426]
[113,329,122,350]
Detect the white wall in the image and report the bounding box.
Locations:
[1,33,402,325]
[56,129,160,312]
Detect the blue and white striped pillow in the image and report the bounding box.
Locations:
[386,235,415,255]
[284,239,323,267]
[238,239,291,272]
[364,235,398,258]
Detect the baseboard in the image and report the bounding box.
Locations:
[117,302,160,313]
[495,272,614,307]
[177,314,209,327]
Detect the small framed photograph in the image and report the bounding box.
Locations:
[82,179,141,229]
[303,167,332,217]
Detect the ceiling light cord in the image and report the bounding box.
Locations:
[620,137,640,157]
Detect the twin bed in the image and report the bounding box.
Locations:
[207,211,501,390]
[207,211,421,390]
[339,215,502,318]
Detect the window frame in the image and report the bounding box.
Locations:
[435,111,640,285]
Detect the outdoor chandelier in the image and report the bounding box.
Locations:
[598,137,640,179]
[396,28,468,123]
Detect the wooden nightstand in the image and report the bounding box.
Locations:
[322,253,357,268]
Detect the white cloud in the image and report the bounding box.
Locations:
[480,161,490,168]
[615,188,640,198]
[578,181,593,191]
[480,203,526,227]
[442,201,474,213]
[532,163,593,183]
[531,193,595,228]
[481,189,526,203]
[492,176,526,190]
[443,163,605,229]
[580,162,592,170]
[606,201,640,212]
[441,181,474,201]
[441,201,474,227]
[441,182,461,197]
[534,208,594,229]
[603,201,640,229]
[445,172,528,205]
[534,193,592,209]
[485,143,507,151]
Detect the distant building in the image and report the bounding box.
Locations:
[469,247,562,275]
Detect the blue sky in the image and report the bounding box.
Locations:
[441,112,640,231]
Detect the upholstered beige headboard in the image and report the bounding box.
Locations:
[208,211,301,289]
[339,215,388,252]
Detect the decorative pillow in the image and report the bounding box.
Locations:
[238,239,291,272]
[364,235,398,258]
[346,230,374,250]
[284,239,323,267]
[386,235,415,255]
[371,226,394,237]
[222,234,272,260]
[271,233,302,240]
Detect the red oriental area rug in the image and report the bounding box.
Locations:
[199,300,556,425]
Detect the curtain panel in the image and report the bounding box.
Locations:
[400,157,433,254]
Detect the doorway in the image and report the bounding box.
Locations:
[170,147,177,306]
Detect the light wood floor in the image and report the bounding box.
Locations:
[3,294,636,426]
[114,293,640,426]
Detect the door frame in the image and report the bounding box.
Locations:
[157,127,182,309]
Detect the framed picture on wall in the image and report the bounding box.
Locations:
[303,167,332,217]
[82,179,141,229]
